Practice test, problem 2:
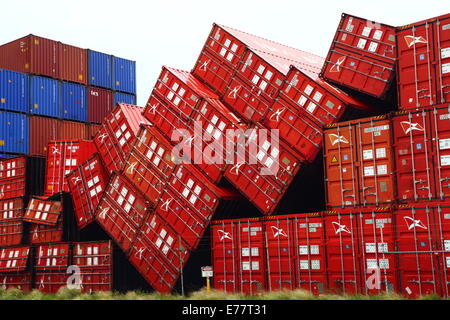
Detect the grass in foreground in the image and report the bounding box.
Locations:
[0,287,445,300]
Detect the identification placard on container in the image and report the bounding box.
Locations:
[201,266,213,278]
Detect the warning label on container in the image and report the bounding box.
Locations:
[439,138,450,150]
[377,164,388,175]
[443,63,450,74]
[376,147,386,158]
[442,48,450,59]
[363,149,373,160]
[441,155,450,166]
[364,166,375,177]
[331,155,338,163]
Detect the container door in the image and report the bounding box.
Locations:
[324,124,359,207]
[435,15,450,104]
[434,205,450,298]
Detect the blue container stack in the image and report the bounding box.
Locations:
[0,36,137,157]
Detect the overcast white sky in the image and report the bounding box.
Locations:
[0,1,448,106]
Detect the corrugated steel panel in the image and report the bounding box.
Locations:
[113,56,136,94]
[0,198,24,220]
[0,34,59,79]
[61,82,87,122]
[30,76,60,118]
[88,123,102,139]
[73,241,112,269]
[44,140,96,195]
[59,43,87,85]
[88,50,113,89]
[35,243,70,270]
[114,92,136,106]
[0,111,29,154]
[0,272,32,292]
[23,197,62,226]
[0,69,29,113]
[28,215,63,244]
[88,87,113,124]
[0,220,23,247]
[29,116,60,156]
[0,246,30,272]
[60,120,89,140]
[67,154,110,229]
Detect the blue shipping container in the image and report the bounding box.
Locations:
[62,82,87,122]
[88,50,113,90]
[30,76,60,118]
[114,92,136,106]
[113,57,136,95]
[0,111,29,154]
[0,69,29,113]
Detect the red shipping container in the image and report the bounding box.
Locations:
[34,243,70,294]
[211,218,266,295]
[67,154,110,229]
[23,197,62,225]
[73,241,113,293]
[394,204,442,297]
[434,203,450,298]
[0,34,59,79]
[44,140,96,195]
[143,67,219,141]
[324,209,362,295]
[0,246,30,273]
[321,14,396,99]
[224,125,302,215]
[89,123,102,139]
[128,212,190,294]
[324,115,396,208]
[95,173,150,253]
[123,125,176,205]
[264,66,375,162]
[355,207,398,295]
[0,272,32,292]
[29,116,61,157]
[192,48,235,96]
[396,13,450,109]
[94,103,150,174]
[88,87,114,124]
[0,198,24,220]
[158,164,238,249]
[0,220,23,247]
[28,215,64,244]
[60,120,89,140]
[59,43,87,85]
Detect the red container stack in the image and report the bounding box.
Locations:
[0,246,32,292]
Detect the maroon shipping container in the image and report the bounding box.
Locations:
[67,154,110,229]
[211,218,266,295]
[0,272,32,292]
[128,212,190,294]
[320,14,397,99]
[224,125,302,215]
[88,87,114,124]
[0,246,30,273]
[0,220,23,247]
[323,115,396,208]
[29,116,61,157]
[396,13,450,109]
[60,120,89,140]
[94,103,151,175]
[123,125,176,206]
[95,173,151,253]
[28,215,64,245]
[23,197,62,226]
[34,243,70,294]
[0,198,24,220]
[44,140,96,195]
[59,43,87,85]
[73,241,113,293]
[0,34,59,79]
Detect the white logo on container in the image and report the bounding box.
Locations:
[332,222,352,234]
[328,134,349,146]
[400,121,424,134]
[330,56,346,73]
[271,226,288,238]
[269,108,285,122]
[404,216,427,230]
[218,230,232,241]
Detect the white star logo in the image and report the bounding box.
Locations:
[218,230,232,241]
[72,176,82,184]
[230,162,244,175]
[200,60,209,71]
[332,222,351,234]
[98,207,108,220]
[126,162,138,174]
[136,247,145,260]
[51,146,60,154]
[160,199,172,212]
[271,226,288,238]
[404,35,428,48]
[269,108,285,122]
[404,216,427,230]
[330,56,346,73]
[148,103,158,115]
[98,133,108,143]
